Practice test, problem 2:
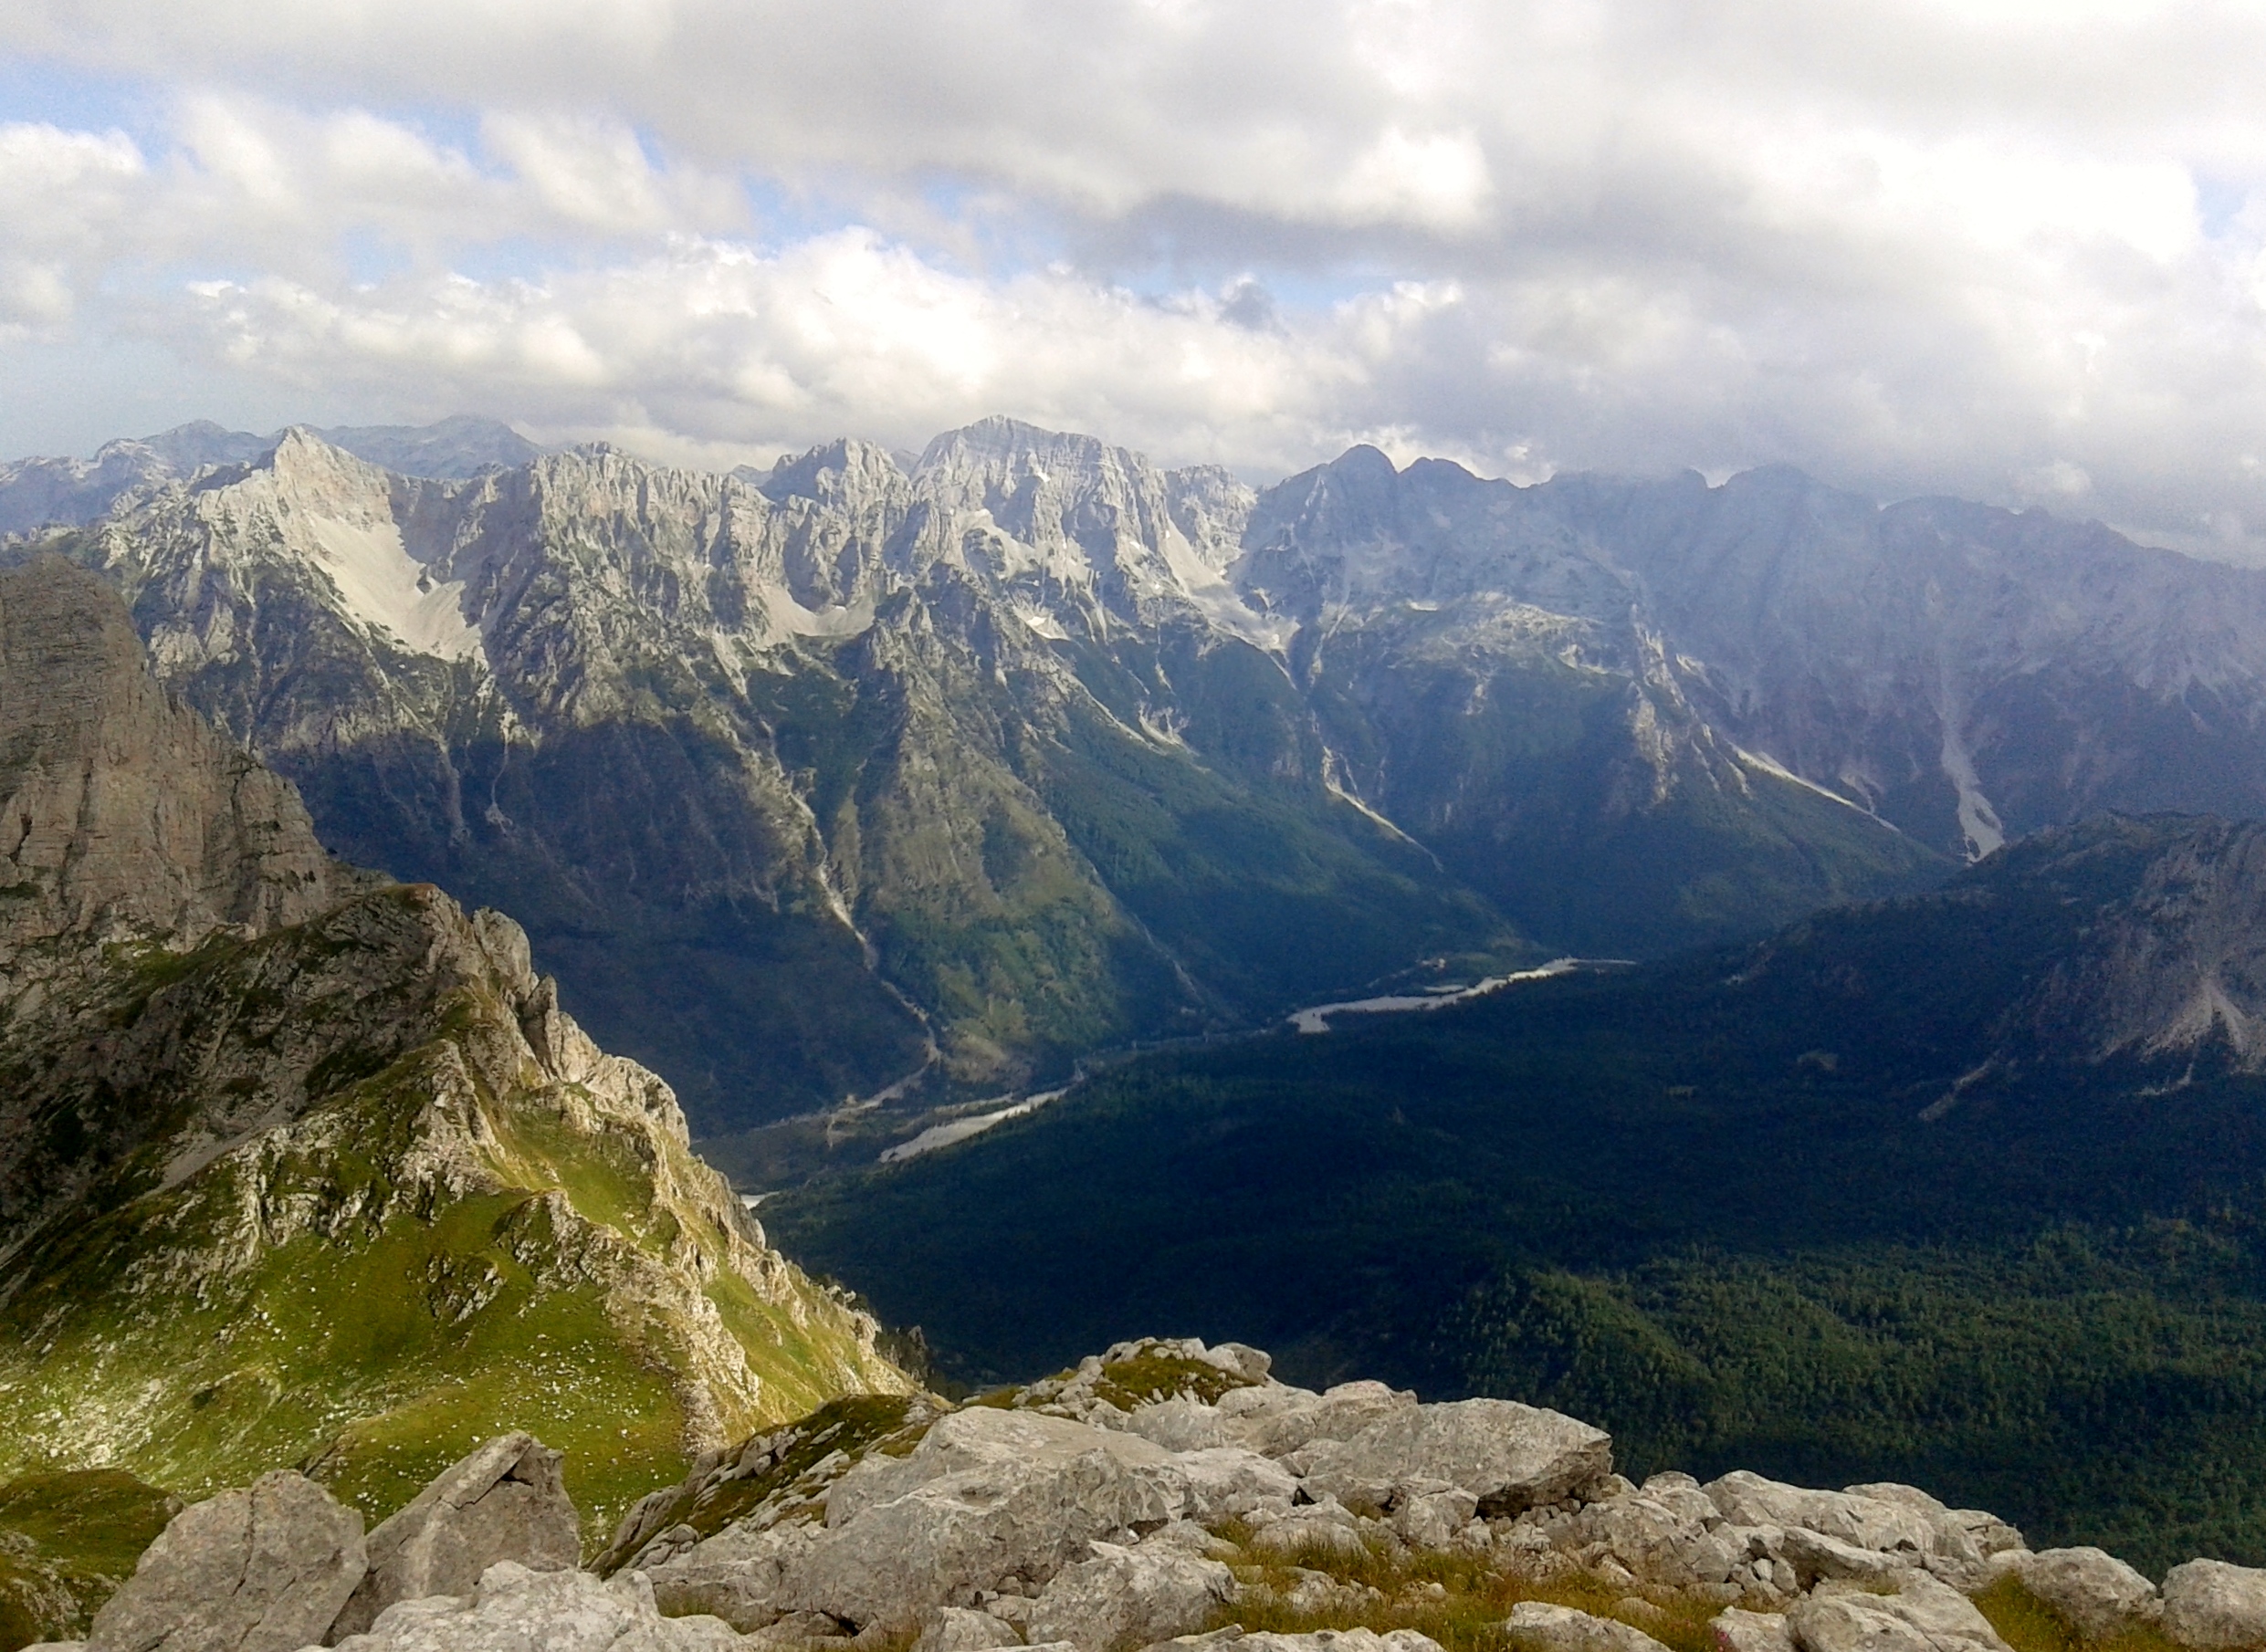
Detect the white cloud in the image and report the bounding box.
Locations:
[5,2,2266,552]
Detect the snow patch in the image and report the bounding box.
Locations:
[303,514,479,660]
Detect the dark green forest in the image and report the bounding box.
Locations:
[771,816,2266,1574]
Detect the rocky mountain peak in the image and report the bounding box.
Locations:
[0,557,346,947]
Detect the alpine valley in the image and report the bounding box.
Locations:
[13,416,2266,1652]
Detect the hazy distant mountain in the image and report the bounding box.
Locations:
[0,416,543,536]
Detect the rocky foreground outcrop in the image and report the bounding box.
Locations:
[38,1335,2266,1652]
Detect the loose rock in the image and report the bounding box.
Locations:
[330,1434,580,1641]
[2016,1548,2163,1640]
[2164,1560,2266,1650]
[88,1471,365,1652]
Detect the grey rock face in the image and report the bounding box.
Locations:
[0,557,344,950]
[1504,1602,1673,1652]
[1289,1397,1612,1514]
[87,1471,365,1652]
[2163,1560,2266,1649]
[2016,1548,2163,1640]
[1026,1538,1233,1651]
[330,1433,581,1640]
[329,1561,740,1652]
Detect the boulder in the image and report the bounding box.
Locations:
[2016,1549,2162,1640]
[1289,1399,1611,1515]
[1705,1475,1939,1563]
[776,1407,1188,1627]
[1213,1632,1443,1652]
[328,1561,740,1652]
[1027,1540,1233,1651]
[915,1607,1025,1652]
[88,1471,365,1652]
[1712,1610,1795,1652]
[1569,1483,1744,1588]
[1779,1528,1918,1588]
[1393,1486,1480,1552]
[646,1521,824,1633]
[1125,1400,1233,1453]
[330,1434,580,1641]
[1787,1575,2010,1652]
[1248,1507,1369,1565]
[1226,1382,1417,1460]
[823,1406,1182,1529]
[1175,1449,1299,1523]
[2164,1560,2266,1650]
[1845,1487,2024,1563]
[1503,1602,1673,1652]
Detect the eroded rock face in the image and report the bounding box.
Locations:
[329,1562,740,1652]
[2164,1560,2266,1650]
[1290,1398,1612,1515]
[330,1434,581,1640]
[87,1472,364,1652]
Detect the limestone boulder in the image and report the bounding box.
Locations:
[1778,1527,1918,1589]
[1712,1609,1795,1652]
[2164,1560,2266,1650]
[1504,1602,1673,1652]
[1787,1575,2010,1652]
[914,1606,1025,1652]
[1705,1475,1940,1563]
[88,1471,365,1652]
[1027,1540,1233,1651]
[1569,1482,1744,1588]
[776,1407,1188,1628]
[1225,1382,1417,1460]
[1289,1399,1611,1515]
[1124,1399,1233,1453]
[645,1521,824,1633]
[2016,1549,2162,1640]
[330,1434,580,1641]
[328,1561,740,1652]
[1175,1448,1298,1523]
[1393,1486,1480,1552]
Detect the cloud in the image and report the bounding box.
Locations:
[5,2,2266,553]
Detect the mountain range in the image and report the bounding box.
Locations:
[9,415,2266,1148]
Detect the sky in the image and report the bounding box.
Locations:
[6,1,2266,556]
